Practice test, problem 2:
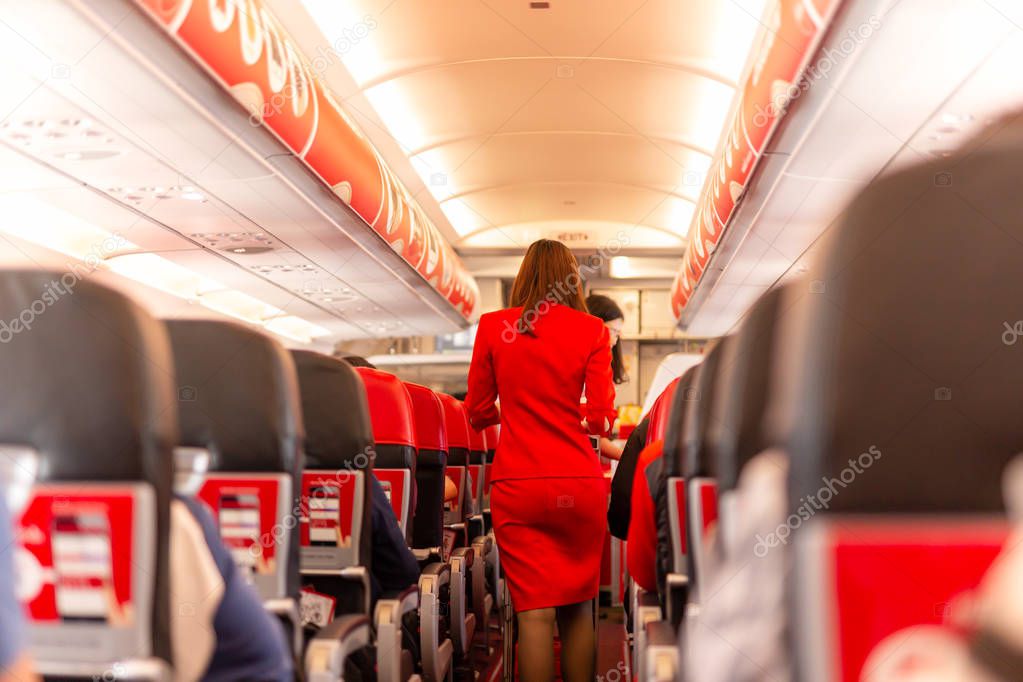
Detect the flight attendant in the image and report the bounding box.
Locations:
[585,294,629,461]
[465,239,615,682]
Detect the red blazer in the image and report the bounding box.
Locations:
[465,304,616,482]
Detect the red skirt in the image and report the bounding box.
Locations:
[491,477,607,611]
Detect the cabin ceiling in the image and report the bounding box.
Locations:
[277,0,771,256]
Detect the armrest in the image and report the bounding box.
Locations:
[471,534,492,555]
[419,563,454,682]
[664,572,689,627]
[451,545,475,569]
[305,614,371,682]
[263,597,302,658]
[376,587,420,682]
[643,621,679,682]
[645,619,676,647]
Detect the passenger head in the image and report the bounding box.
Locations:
[585,294,628,384]
[340,355,377,369]
[509,239,587,334]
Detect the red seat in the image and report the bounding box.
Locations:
[355,368,416,544]
[403,382,449,552]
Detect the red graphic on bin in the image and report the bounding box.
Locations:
[134,0,478,319]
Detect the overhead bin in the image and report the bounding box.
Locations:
[132,0,478,320]
[669,0,840,321]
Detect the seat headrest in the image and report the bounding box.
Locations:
[683,337,733,479]
[0,270,177,483]
[484,424,500,453]
[711,286,788,493]
[166,319,303,475]
[786,115,1023,513]
[438,393,470,450]
[404,382,448,452]
[355,367,415,448]
[291,351,374,470]
[662,364,701,476]
[647,376,681,444]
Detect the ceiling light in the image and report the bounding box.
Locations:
[0,204,329,345]
[609,257,636,279]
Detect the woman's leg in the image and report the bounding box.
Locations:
[516,607,556,682]
[555,599,596,682]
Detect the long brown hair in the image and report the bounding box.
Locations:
[508,239,588,335]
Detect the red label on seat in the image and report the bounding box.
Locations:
[16,488,136,624]
[820,520,1008,682]
[699,481,718,538]
[198,477,280,574]
[299,472,357,548]
[374,469,409,527]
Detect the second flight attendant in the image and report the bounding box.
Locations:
[465,239,615,682]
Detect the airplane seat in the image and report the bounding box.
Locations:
[167,320,369,680]
[402,382,456,682]
[627,378,678,682]
[292,352,425,682]
[290,351,374,616]
[681,333,750,609]
[464,408,496,652]
[769,129,1023,682]
[354,367,417,546]
[0,271,175,680]
[435,393,479,664]
[654,362,703,627]
[403,382,448,555]
[466,418,487,526]
[437,393,472,542]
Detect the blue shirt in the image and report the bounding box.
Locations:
[0,496,25,668]
[178,496,293,682]
[369,474,420,601]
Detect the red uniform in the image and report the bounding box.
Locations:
[465,304,615,610]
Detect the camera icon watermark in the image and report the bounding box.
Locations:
[556,495,574,508]
[51,63,70,79]
[556,64,574,78]
[809,279,826,294]
[934,387,952,401]
[178,386,197,402]
[683,387,700,402]
[430,172,447,187]
[934,172,953,187]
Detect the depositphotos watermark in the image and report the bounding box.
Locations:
[753,445,882,557]
[0,234,126,344]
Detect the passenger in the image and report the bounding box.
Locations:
[338,354,376,368]
[465,239,616,682]
[171,496,294,682]
[367,473,421,600]
[584,294,628,461]
[0,497,36,682]
[606,416,651,540]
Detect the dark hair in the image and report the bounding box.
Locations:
[340,355,377,369]
[509,239,588,335]
[585,294,628,384]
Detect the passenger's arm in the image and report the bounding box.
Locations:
[584,324,617,437]
[173,497,294,682]
[369,475,421,594]
[465,316,500,430]
[599,437,623,460]
[0,498,37,682]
